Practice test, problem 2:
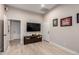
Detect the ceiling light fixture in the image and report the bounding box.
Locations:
[41,4,45,8]
[40,4,49,13]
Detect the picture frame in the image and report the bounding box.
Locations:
[53,19,58,27]
[77,13,79,23]
[60,16,72,27]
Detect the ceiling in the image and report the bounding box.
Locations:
[6,4,58,14]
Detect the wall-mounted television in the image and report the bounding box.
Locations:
[27,23,41,32]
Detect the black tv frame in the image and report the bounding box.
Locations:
[27,22,41,32]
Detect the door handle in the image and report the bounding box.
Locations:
[3,34,7,36]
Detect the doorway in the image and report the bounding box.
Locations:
[9,20,21,45]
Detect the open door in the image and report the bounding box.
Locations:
[4,15,9,52]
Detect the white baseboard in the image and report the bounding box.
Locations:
[49,41,79,55]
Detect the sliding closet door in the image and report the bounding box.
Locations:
[0,20,4,52]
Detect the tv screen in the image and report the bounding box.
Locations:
[27,23,41,32]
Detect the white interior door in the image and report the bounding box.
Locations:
[43,21,50,41]
[4,15,9,52]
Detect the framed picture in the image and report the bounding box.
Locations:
[60,16,72,27]
[77,13,79,23]
[53,19,58,27]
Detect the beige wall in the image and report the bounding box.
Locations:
[6,6,43,44]
[0,4,5,20]
[44,4,79,53]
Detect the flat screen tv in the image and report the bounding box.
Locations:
[27,23,41,32]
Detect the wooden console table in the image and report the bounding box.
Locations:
[24,35,42,45]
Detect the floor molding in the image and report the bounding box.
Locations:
[49,41,79,55]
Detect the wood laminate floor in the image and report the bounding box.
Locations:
[4,40,73,55]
